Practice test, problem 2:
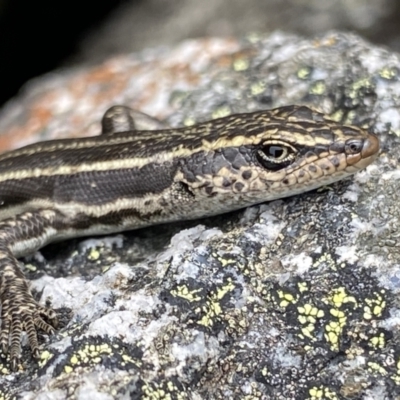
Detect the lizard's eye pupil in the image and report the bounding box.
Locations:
[266,145,286,159]
[345,139,363,154]
[256,143,295,171]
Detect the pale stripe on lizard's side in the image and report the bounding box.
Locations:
[0,104,379,370]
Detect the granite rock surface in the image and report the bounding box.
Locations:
[0,31,398,399]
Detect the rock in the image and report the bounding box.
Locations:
[0,31,397,399]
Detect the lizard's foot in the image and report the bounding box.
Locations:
[0,281,58,371]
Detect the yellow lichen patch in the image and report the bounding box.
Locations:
[0,390,11,400]
[277,290,297,308]
[321,287,357,351]
[313,253,336,270]
[197,278,236,328]
[392,357,400,385]
[64,365,73,374]
[298,303,325,341]
[183,116,196,127]
[216,279,235,299]
[325,287,357,309]
[329,109,344,123]
[24,263,37,272]
[369,332,386,349]
[297,66,312,80]
[219,256,237,267]
[233,57,250,72]
[121,354,137,366]
[211,105,232,119]
[363,290,387,320]
[310,81,326,96]
[141,380,187,400]
[250,81,267,96]
[329,308,346,327]
[39,349,54,368]
[348,77,374,100]
[88,247,100,261]
[367,361,388,376]
[324,321,342,351]
[60,339,141,374]
[308,385,339,400]
[298,281,309,293]
[0,361,9,376]
[378,67,398,80]
[171,285,202,302]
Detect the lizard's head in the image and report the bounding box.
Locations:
[178,105,379,206]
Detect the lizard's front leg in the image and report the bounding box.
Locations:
[0,209,61,371]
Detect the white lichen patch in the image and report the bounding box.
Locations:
[280,253,313,275]
[335,246,359,264]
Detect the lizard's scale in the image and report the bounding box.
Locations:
[0,104,379,370]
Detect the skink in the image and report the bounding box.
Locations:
[0,104,379,370]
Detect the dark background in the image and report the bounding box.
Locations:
[1,0,400,108]
[0,0,127,106]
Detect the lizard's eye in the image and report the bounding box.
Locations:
[345,139,363,154]
[256,142,296,171]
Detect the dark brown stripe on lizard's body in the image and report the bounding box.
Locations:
[0,161,177,206]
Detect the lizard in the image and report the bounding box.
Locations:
[0,104,379,370]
